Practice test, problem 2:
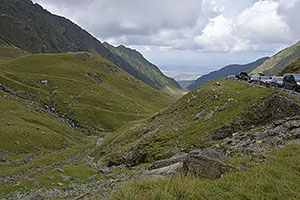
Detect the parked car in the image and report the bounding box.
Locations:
[226,75,236,80]
[260,76,272,85]
[236,72,250,81]
[269,76,283,88]
[249,75,261,83]
[283,74,300,92]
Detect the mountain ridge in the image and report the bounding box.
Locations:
[103,42,185,97]
[188,57,269,90]
[251,40,300,75]
[0,0,182,95]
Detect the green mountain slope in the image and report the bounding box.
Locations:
[278,58,300,75]
[93,79,299,166]
[103,43,184,97]
[0,89,87,155]
[0,52,174,132]
[252,40,300,75]
[0,0,182,95]
[0,50,174,197]
[0,39,27,60]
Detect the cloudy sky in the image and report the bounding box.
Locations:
[32,0,300,80]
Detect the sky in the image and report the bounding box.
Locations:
[32,0,300,80]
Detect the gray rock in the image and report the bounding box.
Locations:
[0,156,6,163]
[99,168,111,175]
[41,80,48,85]
[57,168,65,173]
[61,175,75,181]
[18,194,44,200]
[285,120,300,129]
[7,122,14,126]
[219,102,230,111]
[63,186,74,192]
[142,162,183,179]
[213,125,233,139]
[183,154,234,179]
[286,139,300,146]
[267,137,283,146]
[203,111,214,121]
[149,153,188,170]
[33,181,39,185]
[290,128,300,139]
[200,148,224,161]
[194,110,206,120]
[85,174,97,183]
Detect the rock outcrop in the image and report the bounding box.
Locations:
[183,154,234,179]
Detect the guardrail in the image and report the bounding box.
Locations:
[227,78,300,102]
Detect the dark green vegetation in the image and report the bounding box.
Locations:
[93,79,297,167]
[0,0,183,95]
[188,57,269,90]
[0,39,27,60]
[103,43,184,97]
[278,58,300,75]
[0,52,173,132]
[112,144,300,200]
[252,40,300,75]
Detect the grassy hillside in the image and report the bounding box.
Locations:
[0,51,175,197]
[252,40,300,75]
[0,74,95,196]
[0,0,183,94]
[0,52,174,132]
[112,144,300,200]
[103,43,184,98]
[0,39,27,60]
[278,58,300,75]
[93,79,294,166]
[0,89,87,155]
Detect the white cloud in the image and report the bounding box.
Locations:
[278,0,300,38]
[194,15,235,51]
[235,1,291,44]
[194,0,293,52]
[31,0,300,77]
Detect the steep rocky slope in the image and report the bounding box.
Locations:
[188,57,269,90]
[0,0,182,94]
[252,40,300,75]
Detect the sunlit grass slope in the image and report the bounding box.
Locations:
[0,52,174,132]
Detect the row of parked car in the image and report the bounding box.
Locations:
[232,72,300,92]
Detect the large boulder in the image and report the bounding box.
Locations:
[142,162,184,179]
[213,125,233,140]
[183,154,234,179]
[149,154,188,170]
